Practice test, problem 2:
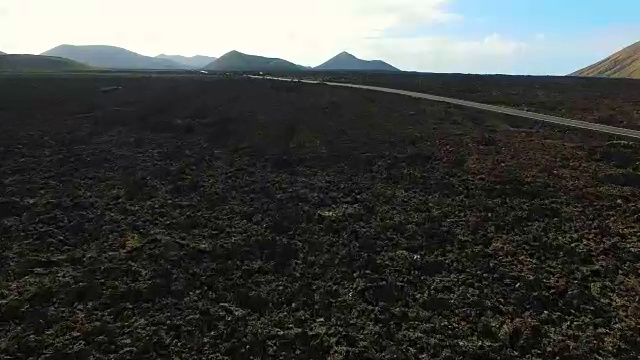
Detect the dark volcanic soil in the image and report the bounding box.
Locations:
[308,72,640,130]
[1,75,639,359]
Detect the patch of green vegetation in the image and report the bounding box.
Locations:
[292,129,322,149]
[120,233,144,253]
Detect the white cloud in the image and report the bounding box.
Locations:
[0,0,460,66]
[352,0,463,29]
[354,33,531,74]
[2,0,631,75]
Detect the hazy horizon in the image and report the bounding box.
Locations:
[1,0,639,74]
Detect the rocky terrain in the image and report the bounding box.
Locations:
[1,74,639,359]
[307,72,640,130]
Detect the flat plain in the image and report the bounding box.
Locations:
[1,74,639,359]
[307,72,640,130]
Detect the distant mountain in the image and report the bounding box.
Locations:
[315,52,400,71]
[42,45,184,70]
[571,41,640,79]
[0,55,90,71]
[0,51,5,55]
[156,54,216,69]
[203,50,303,71]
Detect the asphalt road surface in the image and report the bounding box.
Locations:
[249,75,640,140]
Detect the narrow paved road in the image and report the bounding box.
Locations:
[249,76,640,139]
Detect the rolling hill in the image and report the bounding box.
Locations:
[571,40,640,78]
[0,55,90,71]
[156,54,216,69]
[203,50,303,71]
[42,45,184,70]
[315,51,400,71]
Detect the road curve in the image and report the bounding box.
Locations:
[249,76,640,140]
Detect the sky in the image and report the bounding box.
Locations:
[1,0,638,75]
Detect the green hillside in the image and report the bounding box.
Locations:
[571,41,640,78]
[315,51,400,71]
[42,45,183,70]
[203,50,303,71]
[0,55,90,71]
